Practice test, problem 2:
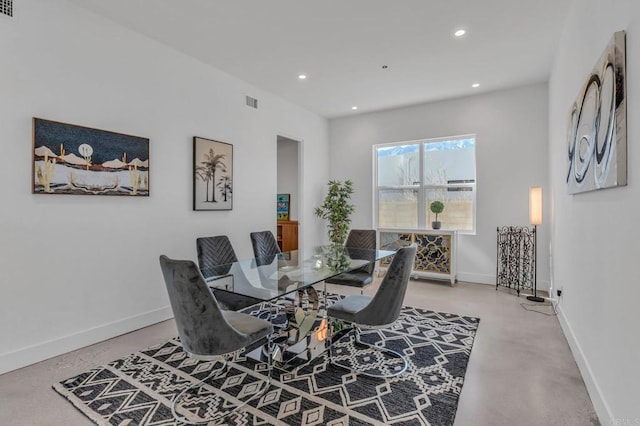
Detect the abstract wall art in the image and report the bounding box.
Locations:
[32,118,149,196]
[193,136,233,211]
[567,31,627,194]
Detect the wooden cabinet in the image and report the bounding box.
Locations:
[277,220,298,252]
[378,229,457,285]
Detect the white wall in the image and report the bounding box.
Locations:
[0,0,329,374]
[549,0,640,422]
[329,84,550,286]
[277,136,299,221]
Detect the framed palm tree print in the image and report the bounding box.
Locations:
[193,136,232,210]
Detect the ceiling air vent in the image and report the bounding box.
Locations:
[245,95,258,109]
[1,0,13,18]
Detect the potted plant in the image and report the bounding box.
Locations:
[314,180,355,245]
[430,200,444,229]
[325,244,351,272]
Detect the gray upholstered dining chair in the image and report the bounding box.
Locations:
[327,243,417,378]
[325,229,377,293]
[250,230,281,266]
[250,229,299,288]
[196,235,239,270]
[159,255,274,424]
[196,235,261,311]
[249,230,299,324]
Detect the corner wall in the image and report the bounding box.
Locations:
[329,84,550,287]
[549,0,640,422]
[0,0,329,373]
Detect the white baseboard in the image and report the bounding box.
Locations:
[555,304,612,425]
[0,306,173,375]
[457,272,495,285]
[456,272,551,292]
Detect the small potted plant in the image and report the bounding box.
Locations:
[430,200,444,230]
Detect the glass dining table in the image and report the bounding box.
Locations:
[201,245,395,368]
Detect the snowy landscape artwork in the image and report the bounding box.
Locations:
[193,136,233,211]
[32,118,149,196]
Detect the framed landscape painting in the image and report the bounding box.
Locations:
[32,118,149,196]
[193,136,233,211]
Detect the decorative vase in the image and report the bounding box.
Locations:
[432,221,441,230]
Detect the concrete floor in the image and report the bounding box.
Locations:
[0,280,599,426]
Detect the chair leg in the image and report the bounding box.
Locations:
[328,325,409,379]
[327,315,334,363]
[171,345,273,424]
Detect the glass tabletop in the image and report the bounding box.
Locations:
[201,246,395,303]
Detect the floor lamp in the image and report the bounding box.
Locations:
[527,187,544,302]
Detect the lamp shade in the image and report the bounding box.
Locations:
[529,187,543,225]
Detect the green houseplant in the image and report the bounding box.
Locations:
[430,200,445,230]
[314,180,355,245]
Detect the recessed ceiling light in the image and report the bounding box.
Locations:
[298,74,307,80]
[454,29,466,37]
[472,83,480,88]
[351,106,358,110]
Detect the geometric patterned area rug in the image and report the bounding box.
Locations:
[53,298,479,426]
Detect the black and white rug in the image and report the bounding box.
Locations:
[54,299,479,425]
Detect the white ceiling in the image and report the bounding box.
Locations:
[69,0,572,119]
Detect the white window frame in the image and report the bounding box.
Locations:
[372,134,477,234]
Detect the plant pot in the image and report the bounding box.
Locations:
[432,221,441,230]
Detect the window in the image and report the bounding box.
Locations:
[374,135,476,233]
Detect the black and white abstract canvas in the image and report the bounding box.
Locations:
[567,31,626,194]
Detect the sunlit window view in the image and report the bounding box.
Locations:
[375,136,476,232]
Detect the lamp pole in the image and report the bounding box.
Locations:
[527,187,544,302]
